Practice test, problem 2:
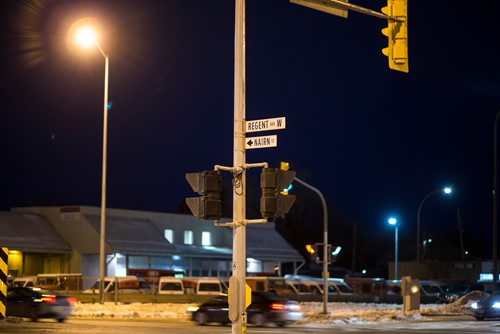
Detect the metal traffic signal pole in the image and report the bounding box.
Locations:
[232,0,247,333]
[294,177,329,315]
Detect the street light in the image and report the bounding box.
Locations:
[73,23,109,305]
[416,186,453,272]
[294,177,329,315]
[388,217,399,280]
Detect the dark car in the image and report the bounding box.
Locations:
[7,287,75,322]
[471,293,500,320]
[188,291,303,326]
[442,283,485,303]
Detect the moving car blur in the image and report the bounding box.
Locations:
[7,287,75,322]
[471,293,500,320]
[188,291,303,326]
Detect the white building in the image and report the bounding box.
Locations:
[1,206,304,286]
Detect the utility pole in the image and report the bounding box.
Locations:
[232,1,247,333]
[457,208,465,265]
[493,110,499,291]
[352,220,357,272]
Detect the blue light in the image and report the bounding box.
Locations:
[388,217,397,225]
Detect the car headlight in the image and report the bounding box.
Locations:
[187,306,199,312]
[471,302,478,309]
[492,302,500,309]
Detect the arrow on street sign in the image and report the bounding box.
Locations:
[245,135,277,150]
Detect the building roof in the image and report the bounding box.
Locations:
[85,214,176,255]
[0,211,71,254]
[9,206,304,264]
[246,223,303,262]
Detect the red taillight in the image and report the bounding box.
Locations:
[67,297,77,303]
[41,295,56,303]
[270,303,286,311]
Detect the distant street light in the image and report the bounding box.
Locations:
[388,217,399,280]
[73,23,109,304]
[416,186,453,273]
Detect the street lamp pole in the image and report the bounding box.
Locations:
[416,190,438,268]
[294,177,329,315]
[73,25,109,304]
[388,217,398,280]
[416,187,452,276]
[97,44,109,305]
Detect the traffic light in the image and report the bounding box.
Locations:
[381,0,408,73]
[329,245,342,263]
[260,167,296,220]
[305,244,319,262]
[185,170,222,220]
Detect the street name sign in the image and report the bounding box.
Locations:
[245,135,277,150]
[245,117,286,133]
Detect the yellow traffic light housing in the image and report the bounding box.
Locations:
[280,161,290,171]
[381,0,408,73]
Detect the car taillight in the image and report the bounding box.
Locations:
[67,297,77,303]
[270,303,286,311]
[288,304,301,311]
[41,295,56,303]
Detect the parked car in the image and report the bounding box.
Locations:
[443,283,485,303]
[188,291,303,326]
[6,287,75,322]
[183,277,227,295]
[158,277,185,294]
[83,276,141,294]
[328,279,354,295]
[245,276,291,297]
[286,281,313,296]
[11,274,83,291]
[471,292,500,320]
[138,279,153,293]
[11,276,37,288]
[419,280,445,299]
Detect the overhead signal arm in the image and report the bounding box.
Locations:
[290,0,408,73]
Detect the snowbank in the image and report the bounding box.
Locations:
[421,291,489,316]
[71,292,486,324]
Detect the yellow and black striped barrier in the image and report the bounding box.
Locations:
[0,247,8,320]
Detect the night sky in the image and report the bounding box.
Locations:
[1,1,499,273]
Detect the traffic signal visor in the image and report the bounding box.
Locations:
[185,171,222,220]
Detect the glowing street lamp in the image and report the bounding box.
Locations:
[73,23,109,305]
[75,27,97,48]
[388,217,399,280]
[416,186,453,271]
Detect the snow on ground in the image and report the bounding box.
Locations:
[70,292,487,325]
